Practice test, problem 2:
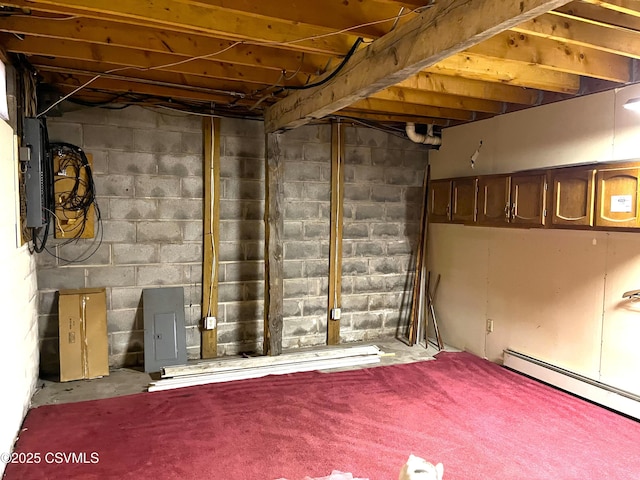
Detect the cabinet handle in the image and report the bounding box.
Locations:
[504,203,510,220]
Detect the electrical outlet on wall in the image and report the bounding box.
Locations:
[486,319,494,333]
[204,316,217,330]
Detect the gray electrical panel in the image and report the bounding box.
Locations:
[143,287,187,373]
[23,117,51,228]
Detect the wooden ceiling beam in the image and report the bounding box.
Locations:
[349,98,478,121]
[429,53,581,93]
[0,35,293,86]
[467,30,631,82]
[0,16,331,75]
[30,57,262,96]
[370,86,505,113]
[173,0,417,39]
[41,71,248,104]
[369,0,434,9]
[24,0,358,55]
[514,13,640,59]
[580,0,640,17]
[264,0,573,132]
[338,109,455,127]
[0,0,141,25]
[395,72,540,105]
[555,2,640,31]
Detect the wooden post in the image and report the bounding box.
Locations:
[327,122,345,345]
[264,132,284,356]
[202,117,220,359]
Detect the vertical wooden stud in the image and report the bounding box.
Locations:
[327,122,345,345]
[202,117,220,359]
[264,132,284,356]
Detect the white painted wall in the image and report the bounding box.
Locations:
[429,83,640,396]
[0,119,39,476]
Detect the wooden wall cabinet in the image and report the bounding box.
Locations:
[428,160,640,232]
[550,167,596,227]
[595,166,640,228]
[510,173,547,227]
[429,179,452,223]
[451,177,477,224]
[478,175,510,226]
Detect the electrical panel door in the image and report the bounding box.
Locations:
[143,287,187,373]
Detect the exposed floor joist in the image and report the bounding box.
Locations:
[468,30,631,82]
[555,1,640,30]
[1,0,637,130]
[263,0,573,132]
[429,55,581,93]
[0,34,294,87]
[30,57,258,97]
[370,86,505,113]
[514,12,640,59]
[394,72,541,105]
[350,97,479,121]
[23,0,360,55]
[0,15,331,75]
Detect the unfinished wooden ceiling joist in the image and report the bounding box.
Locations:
[1,0,639,129]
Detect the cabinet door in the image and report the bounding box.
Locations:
[595,167,640,228]
[477,175,510,226]
[551,168,596,227]
[428,179,452,223]
[511,173,547,227]
[451,177,477,224]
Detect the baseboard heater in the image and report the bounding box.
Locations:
[503,349,640,420]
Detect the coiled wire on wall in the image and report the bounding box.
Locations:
[46,142,103,264]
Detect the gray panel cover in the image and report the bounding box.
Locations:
[143,287,188,373]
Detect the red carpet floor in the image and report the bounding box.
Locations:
[5,351,640,480]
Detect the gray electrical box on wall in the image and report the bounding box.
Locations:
[22,117,52,228]
[143,287,187,373]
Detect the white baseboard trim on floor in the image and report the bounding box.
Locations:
[503,349,640,420]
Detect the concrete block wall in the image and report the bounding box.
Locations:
[38,106,207,372]
[281,124,332,348]
[216,117,265,355]
[280,124,427,348]
[340,127,425,341]
[35,107,427,372]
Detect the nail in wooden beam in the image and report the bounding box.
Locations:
[264,132,284,356]
[327,122,345,345]
[202,117,221,359]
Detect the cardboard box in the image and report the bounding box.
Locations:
[58,288,109,382]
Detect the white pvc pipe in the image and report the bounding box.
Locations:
[405,122,442,146]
